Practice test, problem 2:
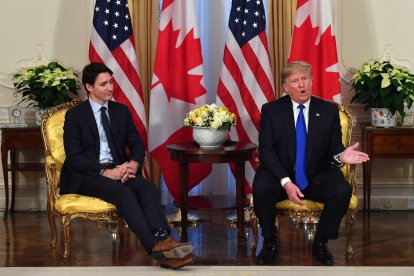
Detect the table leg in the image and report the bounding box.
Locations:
[235,161,246,241]
[366,160,372,211]
[2,146,9,220]
[10,149,16,214]
[362,162,367,211]
[179,162,189,242]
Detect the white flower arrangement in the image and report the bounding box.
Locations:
[13,61,79,110]
[184,103,237,130]
[350,60,414,119]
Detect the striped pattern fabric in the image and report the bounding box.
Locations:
[217,0,275,192]
[89,0,148,171]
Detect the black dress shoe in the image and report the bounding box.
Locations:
[256,242,278,265]
[312,242,334,265]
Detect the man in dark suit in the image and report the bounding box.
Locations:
[253,61,369,265]
[60,62,194,269]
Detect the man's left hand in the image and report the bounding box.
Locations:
[118,160,140,183]
[339,142,370,164]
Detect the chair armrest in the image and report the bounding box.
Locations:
[45,155,60,206]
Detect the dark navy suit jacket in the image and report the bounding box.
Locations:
[258,95,345,186]
[60,100,145,194]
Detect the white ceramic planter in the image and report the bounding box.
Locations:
[370,108,396,127]
[192,126,229,149]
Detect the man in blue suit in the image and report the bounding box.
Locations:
[60,62,194,269]
[253,61,369,265]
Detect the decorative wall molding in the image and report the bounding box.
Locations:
[0,74,13,89]
[15,45,52,70]
[0,45,52,90]
[336,1,414,83]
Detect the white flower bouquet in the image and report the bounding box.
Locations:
[350,60,414,119]
[13,61,79,110]
[184,103,237,131]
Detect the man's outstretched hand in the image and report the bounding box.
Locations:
[339,142,370,164]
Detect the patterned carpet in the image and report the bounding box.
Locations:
[2,266,414,276]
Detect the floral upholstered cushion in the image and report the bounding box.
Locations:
[55,194,116,214]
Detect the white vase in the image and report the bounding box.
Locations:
[370,108,396,127]
[192,126,229,149]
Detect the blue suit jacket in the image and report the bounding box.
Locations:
[60,100,145,194]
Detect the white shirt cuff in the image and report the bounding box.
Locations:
[281,177,291,187]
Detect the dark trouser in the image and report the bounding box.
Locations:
[252,166,352,242]
[79,174,170,253]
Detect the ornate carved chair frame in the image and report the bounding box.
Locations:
[40,100,124,258]
[250,104,358,258]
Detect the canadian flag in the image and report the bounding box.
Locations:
[148,0,211,201]
[288,0,341,102]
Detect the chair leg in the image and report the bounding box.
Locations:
[275,216,280,240]
[345,208,357,258]
[47,203,57,249]
[250,210,258,250]
[61,215,71,258]
[117,218,125,242]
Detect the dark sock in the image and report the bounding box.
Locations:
[263,237,276,245]
[314,235,327,244]
[153,228,169,243]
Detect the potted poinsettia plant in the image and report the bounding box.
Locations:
[13,61,80,110]
[184,103,237,148]
[350,60,414,127]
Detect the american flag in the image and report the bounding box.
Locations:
[288,0,341,102]
[89,0,148,170]
[217,0,275,193]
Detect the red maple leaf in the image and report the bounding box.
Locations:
[288,17,341,101]
[152,21,205,104]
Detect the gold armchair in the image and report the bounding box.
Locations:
[251,104,358,257]
[40,100,124,258]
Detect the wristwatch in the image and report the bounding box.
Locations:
[333,153,344,167]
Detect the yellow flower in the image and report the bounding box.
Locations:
[184,103,237,130]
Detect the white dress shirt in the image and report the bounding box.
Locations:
[88,98,113,163]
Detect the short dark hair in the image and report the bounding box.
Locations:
[81,62,113,91]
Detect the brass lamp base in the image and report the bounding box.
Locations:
[166,209,200,226]
[291,215,319,241]
[225,206,253,227]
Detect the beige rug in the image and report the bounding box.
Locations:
[1,266,413,276]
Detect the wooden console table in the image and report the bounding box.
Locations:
[1,126,44,219]
[361,124,414,211]
[167,141,256,241]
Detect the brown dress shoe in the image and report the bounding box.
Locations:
[159,254,195,270]
[150,238,193,261]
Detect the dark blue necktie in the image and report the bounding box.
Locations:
[295,104,309,190]
[100,106,120,165]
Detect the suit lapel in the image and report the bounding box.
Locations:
[281,97,296,166]
[307,97,321,163]
[82,101,100,154]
